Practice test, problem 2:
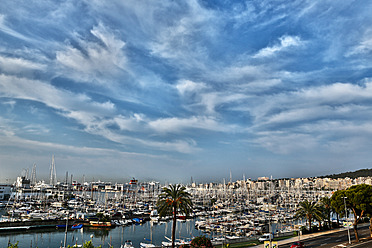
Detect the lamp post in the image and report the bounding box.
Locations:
[343,197,351,244]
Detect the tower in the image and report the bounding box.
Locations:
[49,155,57,186]
[31,163,37,185]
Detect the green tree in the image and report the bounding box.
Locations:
[367,211,372,238]
[330,189,346,226]
[295,200,322,232]
[157,184,193,248]
[331,184,372,242]
[316,205,326,230]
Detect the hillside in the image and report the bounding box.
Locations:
[319,168,372,179]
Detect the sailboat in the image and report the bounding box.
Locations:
[140,221,156,248]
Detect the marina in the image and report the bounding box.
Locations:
[2,170,368,247]
[0,175,338,248]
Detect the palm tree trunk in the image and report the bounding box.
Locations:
[369,218,372,237]
[308,217,312,232]
[172,207,177,248]
[318,220,322,230]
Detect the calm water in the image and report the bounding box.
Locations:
[0,219,208,248]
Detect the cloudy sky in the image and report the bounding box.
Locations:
[1,0,372,183]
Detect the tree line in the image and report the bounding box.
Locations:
[319,168,372,179]
[296,184,372,243]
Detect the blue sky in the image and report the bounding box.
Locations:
[1,0,372,183]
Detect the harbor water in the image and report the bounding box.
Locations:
[0,219,207,248]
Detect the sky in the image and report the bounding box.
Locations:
[1,0,372,184]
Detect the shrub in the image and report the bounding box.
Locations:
[190,236,213,248]
[7,241,19,248]
[67,240,102,248]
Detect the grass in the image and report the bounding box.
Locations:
[220,234,297,248]
[219,240,259,248]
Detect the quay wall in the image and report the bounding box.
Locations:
[0,219,88,228]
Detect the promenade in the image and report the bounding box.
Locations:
[251,223,371,248]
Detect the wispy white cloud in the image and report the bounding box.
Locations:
[137,138,200,154]
[253,132,318,154]
[176,78,249,115]
[0,121,177,177]
[149,0,217,59]
[254,35,302,58]
[148,116,230,134]
[247,80,372,154]
[0,55,46,74]
[0,74,116,114]
[0,14,34,42]
[200,92,247,115]
[176,79,208,96]
[347,29,372,56]
[1,99,16,109]
[78,119,199,154]
[250,81,372,124]
[56,23,127,84]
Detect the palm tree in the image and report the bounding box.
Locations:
[295,200,322,232]
[319,196,332,229]
[157,184,193,248]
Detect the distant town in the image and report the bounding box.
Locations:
[2,168,372,207]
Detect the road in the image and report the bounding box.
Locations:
[279,225,372,248]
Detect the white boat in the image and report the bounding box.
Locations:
[140,242,156,248]
[161,241,172,247]
[122,240,135,248]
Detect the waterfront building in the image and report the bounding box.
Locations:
[16,176,30,189]
[0,184,12,200]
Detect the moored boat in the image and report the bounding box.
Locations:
[89,220,112,227]
[122,240,135,248]
[71,223,83,229]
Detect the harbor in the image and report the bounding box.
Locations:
[0,174,348,248]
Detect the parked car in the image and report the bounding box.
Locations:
[258,233,274,242]
[290,241,305,248]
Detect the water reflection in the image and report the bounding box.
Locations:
[0,219,206,248]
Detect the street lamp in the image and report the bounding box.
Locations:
[343,197,351,244]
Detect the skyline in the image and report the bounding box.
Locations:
[1,1,372,183]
